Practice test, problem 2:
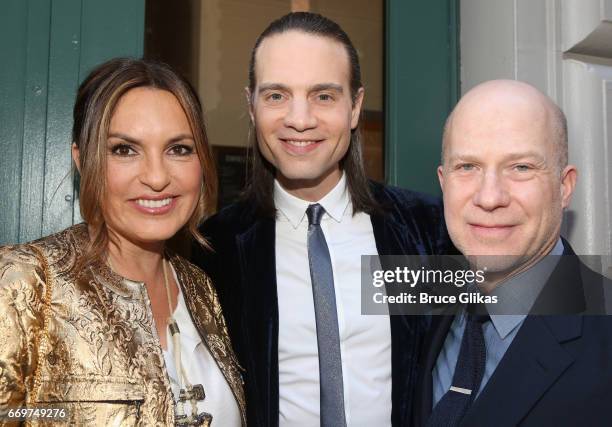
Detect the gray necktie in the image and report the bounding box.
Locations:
[306,203,347,427]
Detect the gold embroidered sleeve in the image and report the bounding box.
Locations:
[0,245,46,419]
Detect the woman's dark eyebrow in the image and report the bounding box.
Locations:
[108,132,140,144]
[167,134,195,143]
[108,133,194,144]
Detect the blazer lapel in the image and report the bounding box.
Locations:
[236,217,279,427]
[371,210,427,426]
[171,255,247,424]
[462,315,580,426]
[463,244,584,426]
[413,315,455,426]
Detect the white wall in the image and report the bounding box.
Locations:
[461,0,612,272]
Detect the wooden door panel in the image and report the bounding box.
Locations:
[0,0,144,245]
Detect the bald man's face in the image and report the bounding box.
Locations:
[438,90,576,276]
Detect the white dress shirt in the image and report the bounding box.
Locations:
[275,173,392,426]
[162,266,241,427]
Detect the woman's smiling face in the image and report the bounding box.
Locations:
[103,87,202,247]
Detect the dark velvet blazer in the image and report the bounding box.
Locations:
[193,182,453,427]
[413,240,612,427]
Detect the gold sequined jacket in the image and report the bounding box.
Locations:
[0,224,245,426]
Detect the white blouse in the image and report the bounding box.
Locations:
[162,268,241,426]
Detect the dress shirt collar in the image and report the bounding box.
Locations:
[484,238,565,339]
[169,264,201,355]
[174,292,201,355]
[274,172,350,229]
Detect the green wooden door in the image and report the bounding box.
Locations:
[0,0,144,245]
[385,0,459,194]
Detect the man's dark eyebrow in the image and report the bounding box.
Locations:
[310,83,343,93]
[257,83,290,93]
[257,83,344,94]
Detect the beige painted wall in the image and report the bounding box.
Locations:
[312,0,383,111]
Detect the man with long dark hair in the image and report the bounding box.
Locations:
[193,12,452,426]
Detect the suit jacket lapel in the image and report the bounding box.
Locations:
[413,315,454,426]
[371,209,426,426]
[172,255,247,424]
[463,242,584,426]
[413,313,579,427]
[236,217,279,427]
[462,315,580,426]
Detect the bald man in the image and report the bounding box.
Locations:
[414,80,612,427]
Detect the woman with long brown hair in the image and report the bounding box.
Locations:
[0,58,244,426]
